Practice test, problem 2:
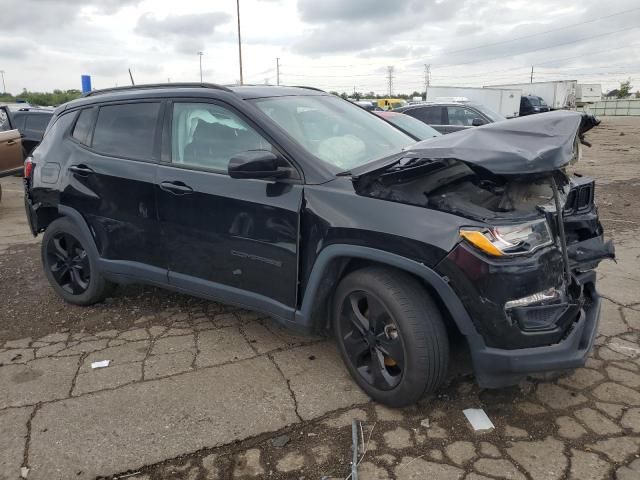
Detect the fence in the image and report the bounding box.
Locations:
[581,98,640,116]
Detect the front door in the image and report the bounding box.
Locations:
[0,107,23,175]
[157,100,302,311]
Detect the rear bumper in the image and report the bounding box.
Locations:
[469,270,600,388]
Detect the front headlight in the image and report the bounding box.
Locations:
[460,219,553,257]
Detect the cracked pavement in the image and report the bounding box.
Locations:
[1,117,639,480]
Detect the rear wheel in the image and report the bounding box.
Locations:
[41,217,113,305]
[333,266,449,407]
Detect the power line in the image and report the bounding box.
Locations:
[413,6,640,58]
[437,24,638,68]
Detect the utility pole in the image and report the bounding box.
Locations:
[276,57,280,85]
[530,65,534,84]
[128,68,135,86]
[387,66,394,98]
[236,0,244,84]
[424,64,431,101]
[198,51,204,82]
[0,70,5,93]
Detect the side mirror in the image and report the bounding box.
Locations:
[472,118,486,127]
[228,150,290,180]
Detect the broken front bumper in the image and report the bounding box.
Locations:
[468,270,600,388]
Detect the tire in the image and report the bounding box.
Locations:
[333,266,449,407]
[41,217,114,306]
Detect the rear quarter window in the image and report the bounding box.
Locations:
[72,108,95,145]
[92,102,160,161]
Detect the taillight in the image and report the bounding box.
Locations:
[24,157,34,179]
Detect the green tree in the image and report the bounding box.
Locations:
[617,80,632,98]
[635,91,640,99]
[5,89,83,106]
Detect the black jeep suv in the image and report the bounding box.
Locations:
[24,84,612,406]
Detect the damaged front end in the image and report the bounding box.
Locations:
[350,111,614,387]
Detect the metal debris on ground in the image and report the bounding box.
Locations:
[463,408,495,433]
[20,466,29,479]
[351,419,359,480]
[91,360,111,369]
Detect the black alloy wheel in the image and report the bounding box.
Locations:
[45,232,91,294]
[333,267,449,407]
[41,217,114,305]
[339,290,405,391]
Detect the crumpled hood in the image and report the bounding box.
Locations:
[400,110,599,175]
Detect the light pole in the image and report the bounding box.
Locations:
[0,70,5,93]
[198,51,204,83]
[236,0,243,84]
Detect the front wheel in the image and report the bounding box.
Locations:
[41,217,114,306]
[333,267,449,407]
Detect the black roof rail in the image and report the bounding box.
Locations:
[83,82,233,97]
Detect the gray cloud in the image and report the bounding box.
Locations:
[135,12,231,39]
[0,38,38,59]
[0,0,140,30]
[294,0,466,55]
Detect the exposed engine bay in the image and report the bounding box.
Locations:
[350,110,614,268]
[353,157,561,222]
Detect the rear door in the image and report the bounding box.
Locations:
[22,112,53,154]
[61,102,165,273]
[0,107,23,176]
[157,99,302,311]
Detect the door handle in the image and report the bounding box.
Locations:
[69,164,94,175]
[6,139,17,145]
[160,181,194,195]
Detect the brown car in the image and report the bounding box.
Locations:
[0,107,24,201]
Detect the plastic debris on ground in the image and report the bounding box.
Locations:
[463,408,495,433]
[91,360,111,369]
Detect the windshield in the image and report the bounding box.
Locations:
[529,96,547,107]
[384,114,441,140]
[471,103,505,122]
[252,95,415,170]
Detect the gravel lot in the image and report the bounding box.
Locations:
[0,116,639,480]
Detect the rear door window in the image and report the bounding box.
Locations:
[24,114,51,134]
[0,108,12,132]
[92,102,160,160]
[409,106,443,124]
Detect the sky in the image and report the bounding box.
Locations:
[1,0,639,95]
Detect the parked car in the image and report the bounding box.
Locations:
[354,100,382,111]
[373,111,441,141]
[394,101,505,134]
[24,84,611,406]
[0,104,54,156]
[0,107,25,202]
[519,95,551,116]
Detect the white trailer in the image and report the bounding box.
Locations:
[425,86,521,118]
[486,80,577,110]
[576,84,602,105]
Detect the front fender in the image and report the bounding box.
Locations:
[295,244,480,341]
